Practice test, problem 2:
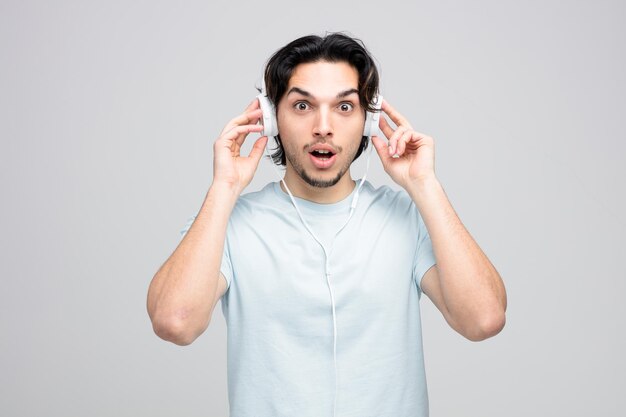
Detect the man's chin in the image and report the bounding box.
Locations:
[300,170,343,188]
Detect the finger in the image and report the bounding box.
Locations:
[247,136,269,164]
[216,124,264,158]
[379,115,395,140]
[220,124,264,145]
[396,129,414,156]
[233,123,262,148]
[244,98,261,112]
[381,99,413,130]
[371,135,392,166]
[231,108,263,129]
[236,123,264,142]
[221,109,264,135]
[387,126,408,157]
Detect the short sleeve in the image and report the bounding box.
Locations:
[179,212,199,239]
[179,213,234,291]
[413,209,437,296]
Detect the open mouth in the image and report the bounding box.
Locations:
[309,149,335,160]
[309,149,337,169]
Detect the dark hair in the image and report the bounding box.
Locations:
[262,32,380,166]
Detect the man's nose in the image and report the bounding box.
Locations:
[313,106,333,138]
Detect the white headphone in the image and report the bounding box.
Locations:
[256,79,383,138]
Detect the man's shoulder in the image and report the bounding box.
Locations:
[238,182,278,204]
[231,182,285,215]
[362,180,413,208]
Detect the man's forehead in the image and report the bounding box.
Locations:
[286,61,359,97]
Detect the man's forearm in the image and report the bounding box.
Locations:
[406,177,507,331]
[147,182,239,345]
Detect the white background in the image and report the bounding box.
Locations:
[1,0,624,415]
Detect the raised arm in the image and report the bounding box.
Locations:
[146,99,268,346]
[371,99,506,341]
[408,178,506,341]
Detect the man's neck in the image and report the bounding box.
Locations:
[281,169,356,204]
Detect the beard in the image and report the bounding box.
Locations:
[296,167,344,188]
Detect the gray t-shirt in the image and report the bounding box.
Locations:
[180,180,437,417]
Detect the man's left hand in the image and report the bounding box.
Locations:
[371,99,437,190]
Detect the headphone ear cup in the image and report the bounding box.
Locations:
[362,95,383,138]
[257,93,278,137]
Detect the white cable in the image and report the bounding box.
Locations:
[350,137,374,210]
[263,138,373,417]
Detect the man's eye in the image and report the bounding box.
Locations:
[295,102,309,111]
[339,103,354,112]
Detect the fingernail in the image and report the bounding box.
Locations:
[392,154,400,159]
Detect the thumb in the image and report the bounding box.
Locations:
[248,136,269,165]
[371,135,391,166]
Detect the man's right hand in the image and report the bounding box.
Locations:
[212,99,269,194]
[148,100,269,345]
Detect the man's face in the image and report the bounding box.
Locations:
[276,60,365,188]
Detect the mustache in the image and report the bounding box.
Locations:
[303,141,343,153]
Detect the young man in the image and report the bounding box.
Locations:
[147,33,507,417]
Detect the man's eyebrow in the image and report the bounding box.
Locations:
[286,87,312,97]
[336,88,359,99]
[286,87,359,99]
